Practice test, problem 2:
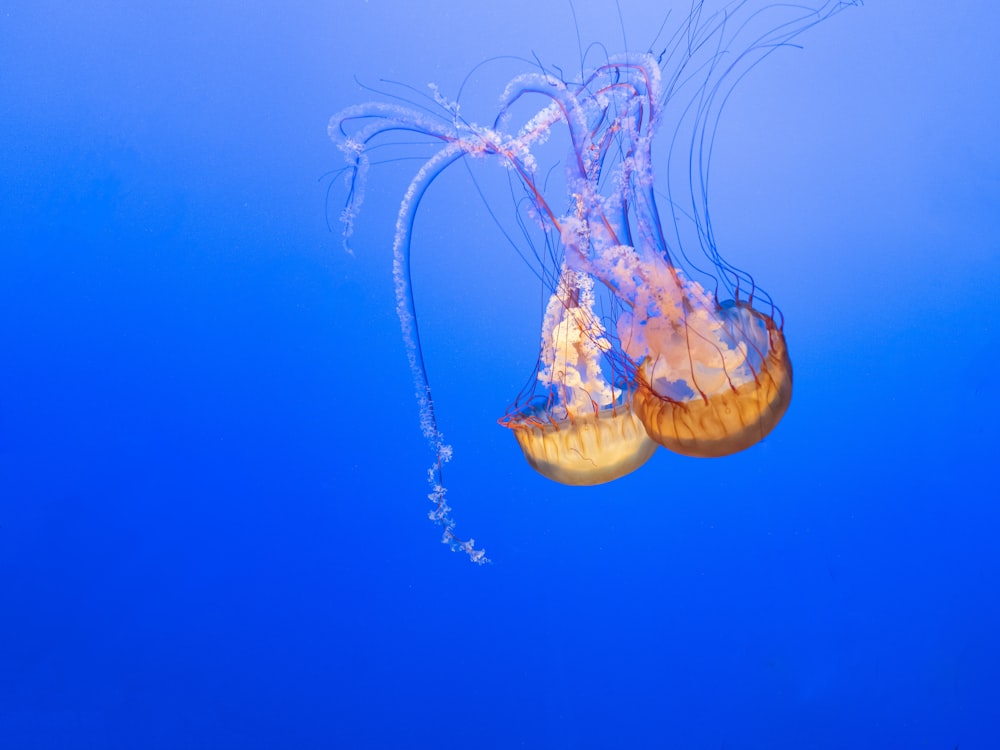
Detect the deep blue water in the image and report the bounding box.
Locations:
[3,2,999,748]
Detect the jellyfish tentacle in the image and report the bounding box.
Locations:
[330,102,462,251]
[391,143,489,563]
[332,99,491,562]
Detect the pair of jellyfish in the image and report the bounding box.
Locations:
[331,0,856,562]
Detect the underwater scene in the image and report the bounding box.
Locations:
[2,1,998,748]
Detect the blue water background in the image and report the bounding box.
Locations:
[2,2,999,748]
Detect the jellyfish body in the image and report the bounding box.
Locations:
[626,295,793,458]
[581,230,793,458]
[329,0,856,556]
[500,265,657,485]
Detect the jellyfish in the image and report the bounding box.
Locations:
[329,0,856,558]
[498,262,659,486]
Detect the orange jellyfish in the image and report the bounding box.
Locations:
[498,263,658,485]
[329,0,856,557]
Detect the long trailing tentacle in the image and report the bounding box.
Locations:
[391,142,488,564]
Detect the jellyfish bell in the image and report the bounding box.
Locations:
[499,264,657,485]
[627,294,793,458]
[587,239,792,458]
[505,401,657,485]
